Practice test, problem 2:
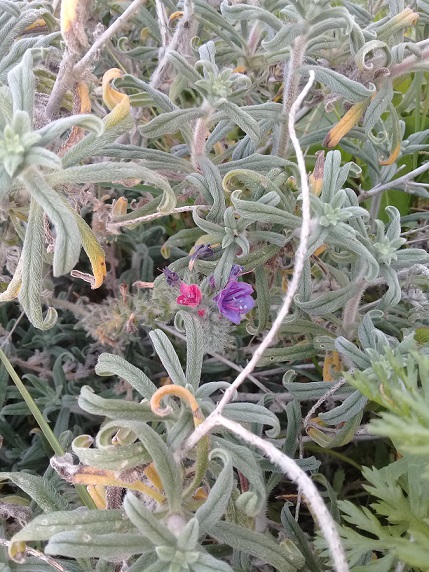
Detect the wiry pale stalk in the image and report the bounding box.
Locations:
[74,0,147,76]
[358,161,429,201]
[184,71,315,435]
[191,102,214,169]
[108,205,201,230]
[150,0,195,89]
[275,35,307,158]
[202,416,350,572]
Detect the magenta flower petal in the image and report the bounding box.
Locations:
[176,283,202,307]
[214,281,255,324]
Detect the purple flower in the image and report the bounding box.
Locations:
[163,267,180,286]
[214,281,255,324]
[189,244,213,270]
[208,264,244,289]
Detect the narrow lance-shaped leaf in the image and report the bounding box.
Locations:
[95,353,157,399]
[18,198,58,330]
[195,449,234,533]
[22,169,81,277]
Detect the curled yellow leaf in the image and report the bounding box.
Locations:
[102,68,131,127]
[169,10,184,22]
[24,18,46,31]
[323,100,369,148]
[309,150,325,196]
[379,142,401,166]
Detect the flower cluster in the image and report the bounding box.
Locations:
[163,254,255,325]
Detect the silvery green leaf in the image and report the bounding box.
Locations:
[321,150,342,202]
[45,531,151,559]
[11,510,133,543]
[235,491,260,517]
[22,171,80,276]
[0,85,13,127]
[18,199,58,330]
[47,162,176,214]
[210,522,303,571]
[335,337,371,369]
[212,437,266,509]
[36,114,104,146]
[194,552,234,571]
[198,157,226,221]
[103,144,194,173]
[223,402,280,437]
[329,231,379,281]
[120,75,177,112]
[95,353,156,398]
[77,385,165,422]
[248,264,270,334]
[149,330,187,387]
[284,381,350,401]
[195,449,233,532]
[60,118,132,167]
[281,317,331,338]
[167,51,202,83]
[304,65,375,102]
[7,49,35,118]
[357,309,384,350]
[281,505,321,572]
[0,473,69,512]
[319,390,368,425]
[123,492,176,547]
[181,313,204,390]
[283,399,301,457]
[261,23,307,52]
[344,0,371,25]
[218,154,293,174]
[231,191,301,228]
[355,40,391,71]
[72,435,150,472]
[309,411,363,448]
[115,420,183,510]
[177,518,199,551]
[25,147,62,170]
[220,0,282,30]
[0,37,56,82]
[258,344,317,367]
[0,0,20,17]
[216,100,260,142]
[392,247,429,269]
[141,107,205,139]
[294,282,362,316]
[195,0,244,48]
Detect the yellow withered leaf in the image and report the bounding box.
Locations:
[380,142,401,166]
[102,69,131,127]
[60,0,89,53]
[0,255,23,301]
[73,214,106,289]
[323,100,369,148]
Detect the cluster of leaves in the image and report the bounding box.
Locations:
[1,0,429,570]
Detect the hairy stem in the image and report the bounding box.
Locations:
[276,35,307,158]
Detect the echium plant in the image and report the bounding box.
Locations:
[1,313,321,572]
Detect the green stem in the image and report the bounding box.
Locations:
[0,348,96,509]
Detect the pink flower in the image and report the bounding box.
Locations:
[176,283,202,307]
